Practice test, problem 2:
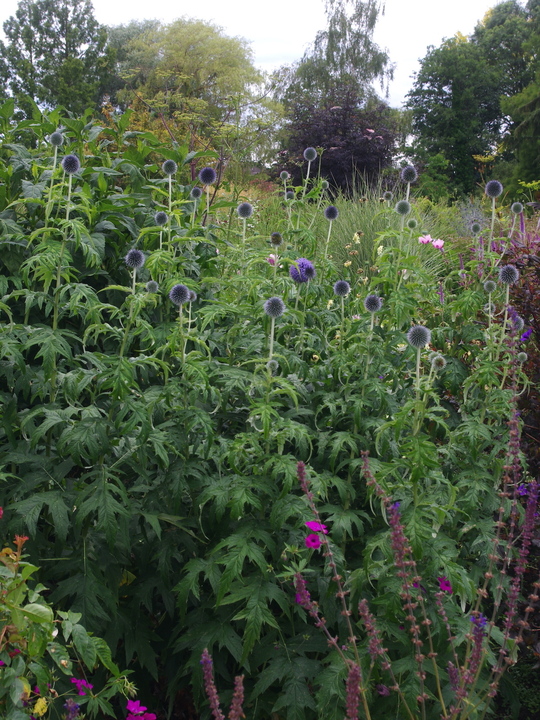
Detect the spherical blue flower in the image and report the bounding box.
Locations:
[483,280,496,293]
[162,159,177,175]
[303,147,317,162]
[169,283,190,305]
[290,258,316,283]
[383,191,393,201]
[237,202,253,219]
[190,186,203,199]
[407,325,431,349]
[400,165,417,183]
[264,296,285,318]
[395,200,411,216]
[154,211,168,226]
[198,167,217,185]
[146,280,159,293]
[125,248,145,269]
[50,131,64,147]
[498,264,519,285]
[485,180,503,198]
[364,294,383,313]
[285,190,295,200]
[333,280,350,297]
[324,205,339,221]
[62,154,80,174]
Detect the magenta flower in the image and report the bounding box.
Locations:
[376,684,390,696]
[418,234,432,244]
[304,534,322,549]
[305,520,328,534]
[437,576,452,593]
[432,238,444,249]
[127,700,147,713]
[70,678,93,696]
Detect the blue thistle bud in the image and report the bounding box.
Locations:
[50,131,64,147]
[321,180,329,190]
[395,200,411,216]
[407,325,431,349]
[324,205,339,221]
[485,180,503,198]
[61,154,80,174]
[270,232,283,246]
[333,280,350,297]
[517,352,527,363]
[483,280,496,293]
[237,202,253,219]
[498,264,519,285]
[169,284,190,306]
[383,191,393,201]
[154,211,168,226]
[303,147,317,162]
[266,359,279,374]
[407,218,418,229]
[400,165,417,183]
[198,167,217,185]
[264,296,285,318]
[162,159,177,175]
[190,186,203,199]
[285,190,295,200]
[431,354,446,370]
[511,202,523,214]
[146,280,159,293]
[125,248,145,269]
[189,290,197,302]
[279,171,290,181]
[471,222,482,235]
[364,294,383,313]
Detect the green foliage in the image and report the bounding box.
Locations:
[0,101,537,720]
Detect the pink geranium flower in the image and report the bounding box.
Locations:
[304,534,322,549]
[418,234,432,244]
[305,521,328,534]
[71,677,93,696]
[437,576,452,593]
[432,238,444,249]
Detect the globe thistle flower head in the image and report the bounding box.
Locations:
[50,131,64,147]
[154,211,168,226]
[198,167,217,185]
[285,190,295,200]
[499,264,519,285]
[324,205,339,221]
[270,231,283,247]
[333,280,350,297]
[431,354,447,371]
[266,359,279,374]
[483,280,496,293]
[189,290,197,302]
[290,258,316,283]
[485,180,503,198]
[162,159,177,176]
[383,190,393,201]
[511,202,523,214]
[146,280,159,293]
[364,294,383,313]
[512,315,525,332]
[517,352,528,363]
[321,180,329,190]
[125,248,145,269]
[400,165,417,183]
[264,296,285,318]
[471,222,482,235]
[303,147,317,162]
[407,325,431,349]
[395,200,411,216]
[62,154,80,174]
[407,218,418,230]
[237,202,253,219]
[279,170,290,181]
[169,283,190,306]
[190,186,203,200]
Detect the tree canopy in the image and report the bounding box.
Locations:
[0,0,115,116]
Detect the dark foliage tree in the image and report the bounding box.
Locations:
[277,87,397,192]
[0,0,115,115]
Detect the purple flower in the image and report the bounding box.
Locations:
[376,684,390,696]
[290,258,316,283]
[305,521,328,534]
[520,328,532,342]
[437,576,452,593]
[70,678,93,696]
[305,533,322,549]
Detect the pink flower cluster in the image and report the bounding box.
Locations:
[127,699,157,720]
[418,234,444,249]
[70,678,93,696]
[304,520,328,549]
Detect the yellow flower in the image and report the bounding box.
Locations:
[327,299,334,309]
[33,697,48,717]
[343,260,352,267]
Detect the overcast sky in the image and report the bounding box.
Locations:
[1,0,505,107]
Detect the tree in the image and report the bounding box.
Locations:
[278,86,397,192]
[274,0,392,109]
[0,0,114,115]
[407,35,504,195]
